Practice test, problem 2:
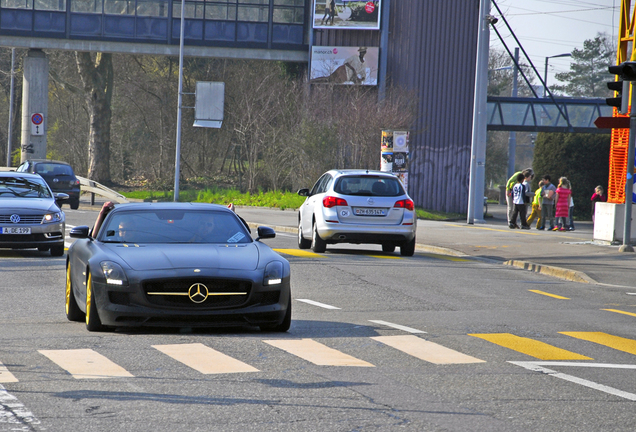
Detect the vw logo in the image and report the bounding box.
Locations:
[367,198,374,205]
[10,214,20,224]
[188,283,209,303]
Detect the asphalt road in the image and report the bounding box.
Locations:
[1,207,636,431]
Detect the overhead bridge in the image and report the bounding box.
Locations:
[487,97,613,134]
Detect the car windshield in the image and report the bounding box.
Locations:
[334,175,404,197]
[35,163,73,176]
[0,177,52,198]
[100,209,252,244]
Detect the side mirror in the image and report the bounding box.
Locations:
[297,188,310,197]
[55,192,70,202]
[255,226,276,241]
[69,225,91,239]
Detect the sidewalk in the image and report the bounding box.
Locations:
[78,195,636,289]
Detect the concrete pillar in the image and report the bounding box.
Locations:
[21,49,49,162]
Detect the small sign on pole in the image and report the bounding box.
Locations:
[31,113,44,136]
[194,82,224,128]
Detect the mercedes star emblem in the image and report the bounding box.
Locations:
[188,283,209,303]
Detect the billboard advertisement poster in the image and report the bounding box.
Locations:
[381,152,393,172]
[313,0,381,30]
[381,129,393,151]
[393,152,408,172]
[395,172,408,191]
[311,46,378,85]
[393,131,409,153]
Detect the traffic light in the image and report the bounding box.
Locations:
[606,61,636,113]
[606,79,629,114]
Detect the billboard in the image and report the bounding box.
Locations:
[313,0,381,30]
[310,46,379,86]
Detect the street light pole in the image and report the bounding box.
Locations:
[543,53,572,98]
[173,0,186,202]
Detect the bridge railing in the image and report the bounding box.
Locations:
[487,97,613,133]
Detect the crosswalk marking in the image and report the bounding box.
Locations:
[368,320,426,334]
[263,339,374,367]
[39,349,134,379]
[469,333,593,360]
[274,249,325,258]
[560,332,636,356]
[152,343,259,374]
[0,362,18,383]
[371,335,485,364]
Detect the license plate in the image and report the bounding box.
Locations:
[1,227,31,234]
[354,208,387,216]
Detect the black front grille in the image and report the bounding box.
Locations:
[143,278,252,308]
[0,232,62,242]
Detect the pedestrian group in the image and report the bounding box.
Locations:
[506,168,606,231]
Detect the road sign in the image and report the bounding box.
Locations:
[31,112,44,135]
[594,116,630,129]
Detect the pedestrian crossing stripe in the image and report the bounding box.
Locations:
[469,333,592,360]
[560,332,636,356]
[263,339,375,367]
[38,349,134,379]
[371,335,485,364]
[152,343,259,374]
[0,362,18,383]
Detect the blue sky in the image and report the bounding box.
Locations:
[489,0,619,87]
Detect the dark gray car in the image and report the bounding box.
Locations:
[17,159,81,209]
[0,172,67,256]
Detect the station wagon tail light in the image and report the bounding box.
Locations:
[394,199,414,211]
[323,196,348,208]
[71,179,80,186]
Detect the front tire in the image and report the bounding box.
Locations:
[85,273,105,332]
[260,294,291,332]
[311,222,327,253]
[382,244,396,253]
[298,219,311,249]
[50,245,64,257]
[400,237,416,257]
[70,199,80,210]
[65,262,84,322]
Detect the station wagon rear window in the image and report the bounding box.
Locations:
[334,176,404,197]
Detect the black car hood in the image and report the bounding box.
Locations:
[107,243,259,271]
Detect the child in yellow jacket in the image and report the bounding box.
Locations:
[526,180,544,229]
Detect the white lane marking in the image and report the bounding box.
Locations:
[296,299,341,310]
[153,343,259,374]
[0,384,42,428]
[368,320,427,334]
[263,339,374,367]
[0,362,18,383]
[65,224,75,248]
[39,349,134,379]
[372,335,485,364]
[510,361,636,401]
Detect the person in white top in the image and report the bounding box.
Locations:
[510,173,530,229]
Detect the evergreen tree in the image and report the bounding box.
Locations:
[552,32,615,97]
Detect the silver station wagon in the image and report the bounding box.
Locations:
[297,169,417,256]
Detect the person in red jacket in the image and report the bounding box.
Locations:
[553,177,572,231]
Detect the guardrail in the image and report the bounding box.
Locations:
[77,176,128,204]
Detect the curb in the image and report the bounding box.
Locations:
[503,259,596,284]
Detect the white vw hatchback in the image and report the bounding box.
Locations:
[297,170,417,256]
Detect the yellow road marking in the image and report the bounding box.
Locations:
[560,332,636,356]
[469,333,592,360]
[0,362,18,383]
[39,349,134,379]
[274,249,326,258]
[263,339,374,367]
[371,335,485,364]
[529,289,570,300]
[602,308,636,318]
[153,343,258,374]
[422,253,470,262]
[368,255,403,259]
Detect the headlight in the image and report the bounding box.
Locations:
[263,261,283,286]
[100,261,129,286]
[42,212,63,223]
